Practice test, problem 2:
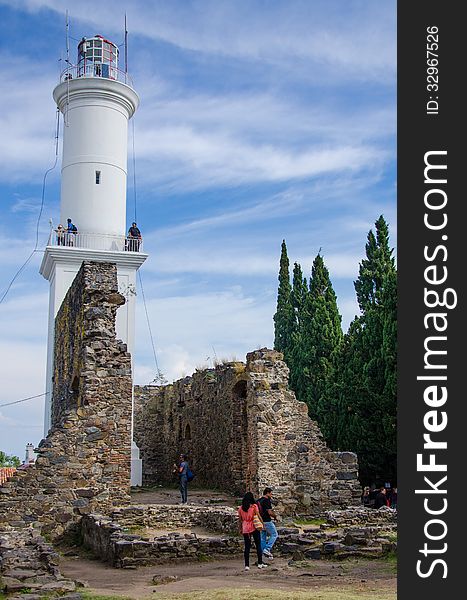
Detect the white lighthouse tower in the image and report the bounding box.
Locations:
[40,35,147,485]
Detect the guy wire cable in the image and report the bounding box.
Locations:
[138,271,163,382]
[0,392,49,409]
[132,114,163,382]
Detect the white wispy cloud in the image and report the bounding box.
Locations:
[0,55,59,182]
[136,129,388,189]
[4,1,395,83]
[134,286,275,383]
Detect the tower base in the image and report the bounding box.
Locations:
[131,440,143,487]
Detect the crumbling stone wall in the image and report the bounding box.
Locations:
[0,261,133,539]
[134,362,248,493]
[134,349,361,515]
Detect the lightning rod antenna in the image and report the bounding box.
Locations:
[124,13,128,81]
[64,10,70,127]
[66,10,70,64]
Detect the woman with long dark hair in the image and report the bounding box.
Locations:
[237,491,266,571]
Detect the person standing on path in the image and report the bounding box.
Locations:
[173,454,189,504]
[257,487,278,559]
[237,492,267,571]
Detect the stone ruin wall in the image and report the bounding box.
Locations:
[134,348,361,516]
[134,362,249,494]
[0,261,133,539]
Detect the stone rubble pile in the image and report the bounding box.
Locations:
[0,527,79,598]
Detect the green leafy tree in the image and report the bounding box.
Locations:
[273,240,295,364]
[0,450,20,468]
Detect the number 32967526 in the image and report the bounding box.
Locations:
[426,26,438,92]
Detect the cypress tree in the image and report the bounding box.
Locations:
[335,216,397,485]
[273,240,295,364]
[291,262,308,322]
[300,253,343,422]
[288,262,309,400]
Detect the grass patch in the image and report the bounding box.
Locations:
[82,590,395,600]
[381,550,397,573]
[149,588,395,600]
[293,518,327,526]
[122,525,145,535]
[82,593,134,600]
[196,553,214,562]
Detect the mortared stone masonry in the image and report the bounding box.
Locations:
[0,261,133,539]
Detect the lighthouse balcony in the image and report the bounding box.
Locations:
[60,64,132,86]
[47,230,143,253]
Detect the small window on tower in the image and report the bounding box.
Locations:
[95,170,101,184]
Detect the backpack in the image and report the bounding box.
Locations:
[186,468,194,482]
[71,224,77,232]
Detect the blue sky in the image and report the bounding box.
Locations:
[0,0,396,460]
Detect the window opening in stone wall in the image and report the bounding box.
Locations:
[185,423,191,440]
[233,380,247,399]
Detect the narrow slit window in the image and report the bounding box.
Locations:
[95,170,101,184]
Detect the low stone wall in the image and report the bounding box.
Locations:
[110,504,239,534]
[325,507,397,527]
[80,503,397,567]
[81,505,241,567]
[0,262,133,540]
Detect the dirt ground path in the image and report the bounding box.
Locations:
[61,554,396,599]
[130,487,238,507]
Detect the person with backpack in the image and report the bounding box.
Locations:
[238,492,267,571]
[66,218,78,246]
[257,487,278,559]
[173,453,191,504]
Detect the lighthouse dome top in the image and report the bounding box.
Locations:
[60,34,131,86]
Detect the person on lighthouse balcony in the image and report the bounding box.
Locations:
[56,224,65,246]
[127,222,142,252]
[66,218,78,246]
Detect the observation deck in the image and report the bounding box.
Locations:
[46,229,144,253]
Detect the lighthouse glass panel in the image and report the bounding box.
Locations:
[77,36,119,80]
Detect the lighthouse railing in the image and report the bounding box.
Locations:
[47,230,143,253]
[59,64,133,87]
